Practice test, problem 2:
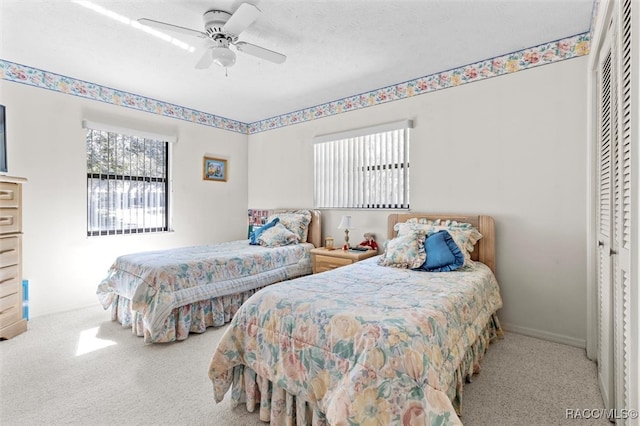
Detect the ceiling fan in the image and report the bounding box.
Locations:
[138,3,286,69]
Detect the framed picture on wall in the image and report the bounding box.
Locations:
[203,156,228,182]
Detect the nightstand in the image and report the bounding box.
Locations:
[310,247,378,274]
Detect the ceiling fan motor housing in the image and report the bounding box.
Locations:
[203,10,232,36]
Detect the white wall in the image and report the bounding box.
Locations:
[248,57,589,346]
[1,81,249,317]
[1,56,589,345]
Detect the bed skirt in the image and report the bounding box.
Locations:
[225,313,504,425]
[107,287,266,343]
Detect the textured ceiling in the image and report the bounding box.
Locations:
[1,0,593,123]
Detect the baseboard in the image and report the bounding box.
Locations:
[501,322,586,349]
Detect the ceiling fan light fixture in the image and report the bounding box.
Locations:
[211,46,236,68]
[138,3,286,70]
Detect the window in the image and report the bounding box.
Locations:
[85,123,170,236]
[314,120,412,209]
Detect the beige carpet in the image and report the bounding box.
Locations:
[0,305,608,426]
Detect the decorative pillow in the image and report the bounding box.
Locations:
[378,229,427,269]
[249,217,279,245]
[258,222,299,247]
[395,220,482,266]
[446,227,482,262]
[267,210,312,243]
[394,222,421,237]
[415,230,464,272]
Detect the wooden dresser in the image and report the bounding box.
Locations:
[0,176,27,340]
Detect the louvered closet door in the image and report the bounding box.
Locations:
[596,28,616,412]
[613,0,636,420]
[595,1,638,422]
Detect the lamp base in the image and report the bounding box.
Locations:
[343,229,350,250]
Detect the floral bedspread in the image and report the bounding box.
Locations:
[209,256,502,425]
[96,240,313,334]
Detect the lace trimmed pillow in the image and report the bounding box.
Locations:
[249,217,279,245]
[258,222,299,247]
[378,228,427,269]
[267,210,312,243]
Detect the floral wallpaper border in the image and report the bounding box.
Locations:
[1,32,589,135]
[0,60,248,134]
[249,32,590,133]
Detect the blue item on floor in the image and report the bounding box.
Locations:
[22,279,29,320]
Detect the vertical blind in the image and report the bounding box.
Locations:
[313,120,412,209]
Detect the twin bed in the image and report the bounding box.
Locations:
[97,211,503,424]
[96,209,321,343]
[207,213,503,425]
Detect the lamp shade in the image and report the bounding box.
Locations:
[338,215,353,229]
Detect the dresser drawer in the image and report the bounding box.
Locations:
[0,208,20,234]
[0,181,20,209]
[0,236,20,268]
[0,292,21,328]
[0,265,19,298]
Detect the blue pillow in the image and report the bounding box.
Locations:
[250,217,279,245]
[416,230,464,272]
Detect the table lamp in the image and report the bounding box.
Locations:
[338,215,354,250]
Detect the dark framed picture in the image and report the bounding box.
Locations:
[203,156,228,182]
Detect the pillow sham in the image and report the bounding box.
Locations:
[267,210,312,243]
[378,229,427,269]
[258,222,299,247]
[249,217,279,245]
[407,218,475,229]
[415,230,464,272]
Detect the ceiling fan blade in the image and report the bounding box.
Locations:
[222,3,261,37]
[235,41,286,64]
[138,18,207,39]
[195,48,213,69]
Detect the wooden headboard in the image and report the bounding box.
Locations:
[270,209,322,248]
[387,213,496,274]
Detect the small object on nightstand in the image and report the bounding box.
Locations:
[325,237,334,250]
[337,215,354,249]
[357,232,378,251]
